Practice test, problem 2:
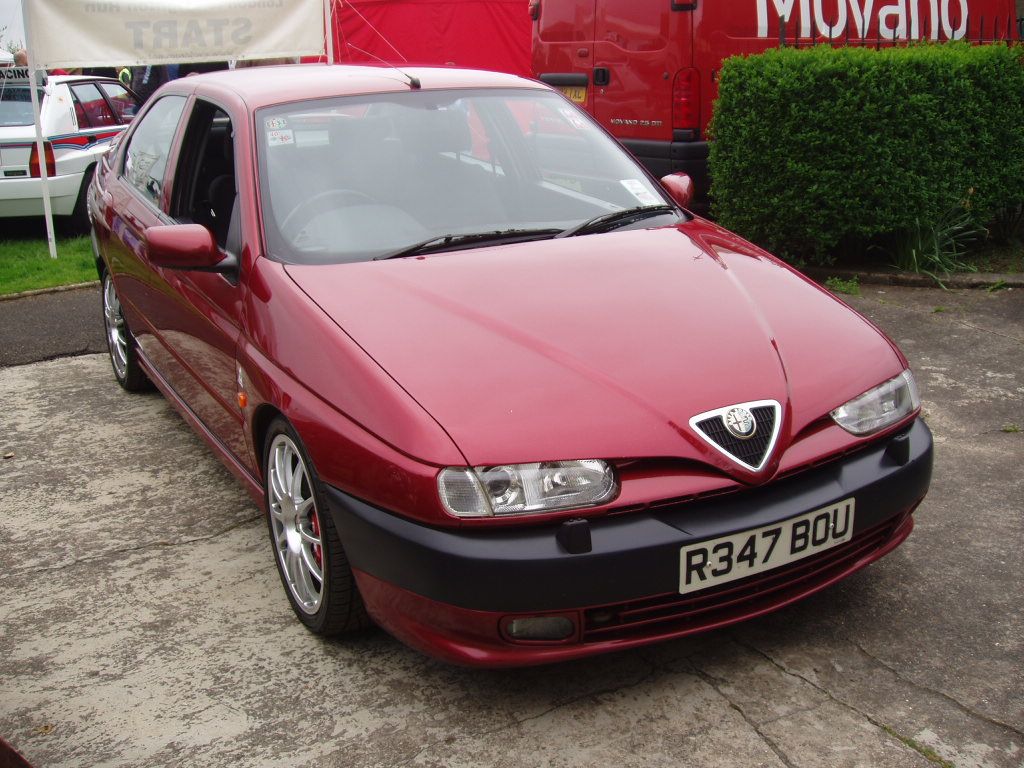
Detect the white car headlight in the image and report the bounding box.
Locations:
[438,460,618,518]
[831,370,920,435]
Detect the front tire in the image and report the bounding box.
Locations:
[101,269,150,391]
[264,417,370,635]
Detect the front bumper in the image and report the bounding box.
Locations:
[327,418,933,666]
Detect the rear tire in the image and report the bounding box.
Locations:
[263,417,371,636]
[63,165,95,234]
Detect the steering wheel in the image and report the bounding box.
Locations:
[279,189,377,240]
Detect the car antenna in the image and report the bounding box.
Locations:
[345,43,421,89]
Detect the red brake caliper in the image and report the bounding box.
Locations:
[310,511,323,569]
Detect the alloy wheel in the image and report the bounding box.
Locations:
[267,433,325,614]
[102,275,128,380]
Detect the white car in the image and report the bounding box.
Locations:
[0,69,140,225]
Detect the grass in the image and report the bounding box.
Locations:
[824,275,860,296]
[0,235,97,295]
[880,725,954,768]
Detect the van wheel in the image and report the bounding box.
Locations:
[264,417,371,635]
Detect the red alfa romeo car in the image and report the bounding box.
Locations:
[89,65,932,667]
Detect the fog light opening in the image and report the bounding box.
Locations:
[502,614,577,643]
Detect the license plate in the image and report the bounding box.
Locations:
[557,85,587,104]
[679,498,855,595]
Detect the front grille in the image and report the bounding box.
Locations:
[696,405,776,467]
[582,516,905,643]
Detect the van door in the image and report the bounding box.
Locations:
[690,2,778,144]
[532,0,597,111]
[592,0,692,148]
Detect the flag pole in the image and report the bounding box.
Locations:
[325,0,336,64]
[21,0,58,259]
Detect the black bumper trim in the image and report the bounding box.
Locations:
[538,72,589,87]
[326,419,932,613]
[624,138,710,199]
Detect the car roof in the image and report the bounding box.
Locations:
[45,75,121,86]
[161,64,547,109]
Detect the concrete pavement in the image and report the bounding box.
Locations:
[0,284,1021,767]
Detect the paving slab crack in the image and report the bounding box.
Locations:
[11,514,262,575]
[757,701,829,727]
[685,660,799,768]
[862,296,1024,345]
[732,638,967,767]
[397,661,663,766]
[948,318,1024,345]
[850,641,1024,739]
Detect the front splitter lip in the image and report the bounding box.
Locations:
[325,419,933,614]
[351,512,916,668]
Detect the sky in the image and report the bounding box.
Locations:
[0,0,25,50]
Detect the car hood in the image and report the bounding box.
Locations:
[285,225,903,480]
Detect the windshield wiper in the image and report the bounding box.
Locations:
[555,205,676,239]
[374,228,563,261]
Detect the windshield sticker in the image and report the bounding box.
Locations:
[267,129,294,147]
[558,107,589,130]
[620,179,660,206]
[264,117,288,131]
[295,130,329,148]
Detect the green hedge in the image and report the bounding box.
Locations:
[709,43,1024,262]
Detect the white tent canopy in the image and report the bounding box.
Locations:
[26,0,326,68]
[21,0,329,258]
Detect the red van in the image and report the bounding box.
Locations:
[532,0,1021,199]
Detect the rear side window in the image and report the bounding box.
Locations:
[70,82,117,128]
[98,82,139,123]
[123,95,186,208]
[0,86,39,127]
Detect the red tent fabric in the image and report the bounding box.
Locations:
[333,0,531,77]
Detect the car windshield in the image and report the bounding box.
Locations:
[0,86,40,127]
[257,88,679,264]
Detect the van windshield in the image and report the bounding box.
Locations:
[257,88,679,264]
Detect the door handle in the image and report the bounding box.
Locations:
[593,67,610,86]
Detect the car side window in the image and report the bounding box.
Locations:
[70,83,118,128]
[97,82,140,123]
[170,101,237,251]
[122,95,187,209]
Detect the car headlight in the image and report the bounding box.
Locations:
[831,370,920,435]
[438,460,618,518]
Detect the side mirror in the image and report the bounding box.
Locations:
[659,172,695,210]
[145,224,236,273]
